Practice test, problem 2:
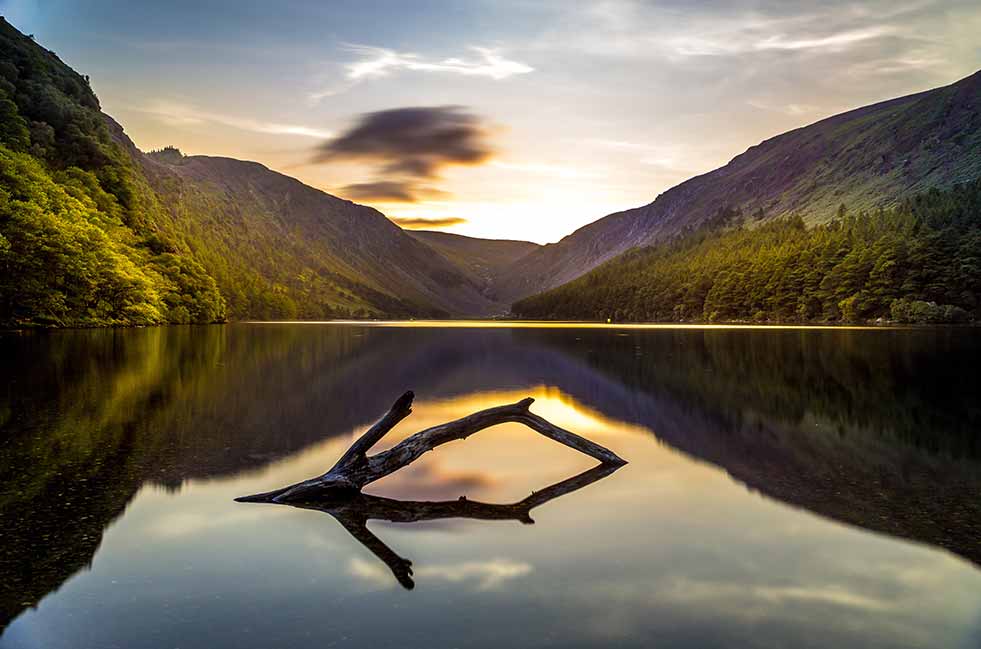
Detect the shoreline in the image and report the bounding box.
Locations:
[5,318,979,333]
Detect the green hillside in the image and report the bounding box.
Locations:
[0,18,224,326]
[513,180,981,324]
[497,70,981,303]
[0,18,508,327]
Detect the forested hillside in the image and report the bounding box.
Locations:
[128,142,505,320]
[513,180,981,324]
[0,19,510,327]
[3,15,980,328]
[497,70,981,302]
[0,18,224,326]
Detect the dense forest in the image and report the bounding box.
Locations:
[513,179,981,324]
[0,20,225,327]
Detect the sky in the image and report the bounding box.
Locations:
[2,0,980,243]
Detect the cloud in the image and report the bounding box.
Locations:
[653,576,896,612]
[390,216,467,230]
[346,45,533,81]
[746,99,819,116]
[414,558,532,590]
[136,101,333,139]
[339,181,450,203]
[752,26,896,52]
[311,45,532,99]
[316,106,493,175]
[348,557,532,590]
[316,106,495,203]
[667,24,897,58]
[535,1,948,72]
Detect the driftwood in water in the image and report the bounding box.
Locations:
[264,462,622,589]
[236,391,627,588]
[237,390,627,504]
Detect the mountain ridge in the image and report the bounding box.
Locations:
[2,15,980,326]
[496,69,981,303]
[406,229,539,301]
[107,117,513,318]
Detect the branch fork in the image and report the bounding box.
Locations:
[237,390,626,503]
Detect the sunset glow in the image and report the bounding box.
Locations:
[7,0,981,242]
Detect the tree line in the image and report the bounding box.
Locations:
[513,179,981,324]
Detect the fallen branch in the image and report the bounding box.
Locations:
[271,463,623,589]
[237,390,626,504]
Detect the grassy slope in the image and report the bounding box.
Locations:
[126,138,502,319]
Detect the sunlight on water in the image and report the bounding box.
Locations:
[248,319,897,330]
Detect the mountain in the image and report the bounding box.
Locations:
[0,18,227,327]
[497,70,981,303]
[406,230,539,300]
[514,179,981,323]
[3,15,980,326]
[0,18,512,326]
[122,135,510,319]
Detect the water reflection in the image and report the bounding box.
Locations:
[1,324,979,648]
[269,463,621,589]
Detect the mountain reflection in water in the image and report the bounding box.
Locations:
[1,323,979,649]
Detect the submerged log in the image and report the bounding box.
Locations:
[237,390,627,504]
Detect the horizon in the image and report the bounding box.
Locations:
[4,0,981,243]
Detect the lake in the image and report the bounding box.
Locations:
[1,322,979,649]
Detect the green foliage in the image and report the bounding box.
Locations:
[890,299,971,324]
[514,180,981,324]
[0,17,225,327]
[0,146,162,325]
[146,146,187,165]
[141,161,447,321]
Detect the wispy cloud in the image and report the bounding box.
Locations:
[535,1,943,70]
[312,45,533,99]
[338,181,450,203]
[657,576,895,612]
[346,45,533,80]
[391,216,467,229]
[668,24,897,58]
[348,557,531,590]
[753,26,896,52]
[746,99,819,116]
[137,101,333,138]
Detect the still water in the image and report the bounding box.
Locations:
[1,323,979,648]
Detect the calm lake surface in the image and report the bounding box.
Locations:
[1,322,980,649]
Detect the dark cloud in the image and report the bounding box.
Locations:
[339,181,450,203]
[340,181,415,202]
[390,216,467,229]
[316,106,494,203]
